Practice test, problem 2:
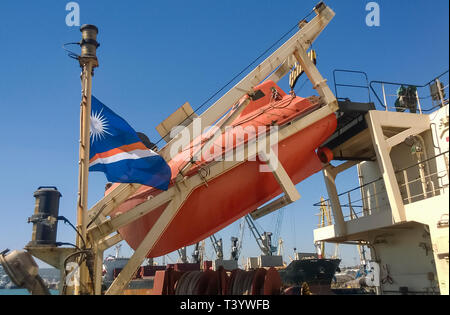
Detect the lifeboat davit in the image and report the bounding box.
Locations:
[110,80,337,258]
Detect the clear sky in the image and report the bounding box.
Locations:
[0,1,448,268]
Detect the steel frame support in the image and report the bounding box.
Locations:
[366,110,430,223]
[92,233,123,295]
[89,101,337,242]
[105,197,186,295]
[250,195,292,220]
[158,3,335,162]
[86,3,336,225]
[322,160,359,237]
[87,183,141,230]
[250,149,301,220]
[102,110,337,295]
[103,140,306,294]
[98,104,337,294]
[84,3,338,295]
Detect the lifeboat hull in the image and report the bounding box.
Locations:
[111,81,337,257]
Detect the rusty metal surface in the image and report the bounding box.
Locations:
[263,268,282,295]
[142,267,284,295]
[252,268,267,295]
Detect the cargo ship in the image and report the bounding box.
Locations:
[0,1,447,296]
[279,258,341,295]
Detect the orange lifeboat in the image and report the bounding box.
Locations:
[109,80,337,258]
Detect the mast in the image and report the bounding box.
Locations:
[76,24,99,295]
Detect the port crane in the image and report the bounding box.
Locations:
[191,240,207,265]
[191,243,200,264]
[230,217,246,261]
[177,247,188,263]
[230,237,239,261]
[277,238,285,257]
[272,209,285,249]
[244,215,276,256]
[271,208,285,256]
[247,206,285,257]
[209,235,224,260]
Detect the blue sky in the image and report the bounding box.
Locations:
[0,1,448,267]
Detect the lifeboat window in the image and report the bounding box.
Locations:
[250,89,265,101]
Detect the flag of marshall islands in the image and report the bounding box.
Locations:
[89,96,171,191]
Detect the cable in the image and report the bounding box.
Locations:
[294,77,310,94]
[57,216,86,250]
[154,9,316,147]
[61,250,92,295]
[291,210,297,251]
[86,203,107,229]
[62,42,81,60]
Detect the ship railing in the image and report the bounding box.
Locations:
[397,151,449,205]
[333,69,372,103]
[339,180,391,221]
[315,151,449,223]
[315,176,391,224]
[369,70,449,113]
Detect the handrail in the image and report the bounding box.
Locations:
[333,69,371,103]
[396,150,449,174]
[369,70,449,111]
[315,151,449,222]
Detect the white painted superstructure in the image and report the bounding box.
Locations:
[314,75,449,295]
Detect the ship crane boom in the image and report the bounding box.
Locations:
[245,215,274,256]
[210,235,224,260]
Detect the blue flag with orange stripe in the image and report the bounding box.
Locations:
[89,96,171,190]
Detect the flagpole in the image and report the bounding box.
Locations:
[76,24,99,295]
